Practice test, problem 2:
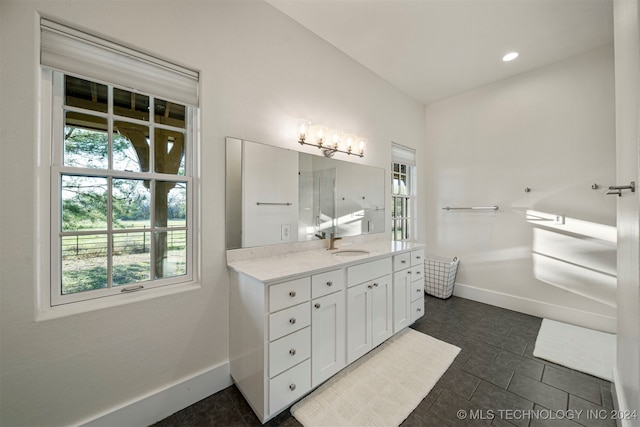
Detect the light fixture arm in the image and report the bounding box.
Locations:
[298,137,363,158]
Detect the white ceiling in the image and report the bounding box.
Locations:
[266,0,614,105]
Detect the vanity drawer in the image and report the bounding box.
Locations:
[269,277,311,313]
[269,327,311,378]
[311,269,344,299]
[411,249,425,267]
[269,302,310,341]
[411,280,424,302]
[411,298,425,323]
[393,253,411,271]
[411,266,423,283]
[269,359,311,415]
[347,258,391,287]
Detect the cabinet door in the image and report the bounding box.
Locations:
[346,282,371,364]
[311,291,346,387]
[393,269,411,333]
[371,274,393,347]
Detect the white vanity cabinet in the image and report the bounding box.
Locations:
[310,269,346,387]
[228,242,424,423]
[346,258,393,364]
[229,268,346,422]
[393,249,425,332]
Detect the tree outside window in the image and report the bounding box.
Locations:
[55,75,192,301]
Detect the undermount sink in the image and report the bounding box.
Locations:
[332,249,370,257]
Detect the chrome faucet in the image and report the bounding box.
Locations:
[328,232,342,250]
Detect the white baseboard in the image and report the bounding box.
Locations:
[452,283,617,333]
[79,362,233,427]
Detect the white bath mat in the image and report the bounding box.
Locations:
[290,328,460,427]
[533,318,616,381]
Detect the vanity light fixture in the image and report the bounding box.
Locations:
[297,120,365,158]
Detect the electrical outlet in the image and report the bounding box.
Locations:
[554,214,565,225]
[281,224,291,241]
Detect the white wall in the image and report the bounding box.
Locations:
[423,45,618,330]
[0,1,425,425]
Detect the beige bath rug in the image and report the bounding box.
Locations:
[290,328,460,427]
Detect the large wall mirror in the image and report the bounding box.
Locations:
[226,137,385,249]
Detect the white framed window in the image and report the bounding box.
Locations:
[40,20,199,306]
[391,143,416,242]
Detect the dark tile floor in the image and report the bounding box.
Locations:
[153,295,617,427]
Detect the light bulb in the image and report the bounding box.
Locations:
[346,135,354,148]
[297,120,310,143]
[316,126,327,145]
[502,52,519,62]
[358,138,367,155]
[330,130,342,149]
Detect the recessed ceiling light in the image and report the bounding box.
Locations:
[503,52,519,62]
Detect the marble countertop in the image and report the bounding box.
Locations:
[226,239,425,284]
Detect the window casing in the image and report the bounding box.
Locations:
[49,72,196,305]
[391,143,416,242]
[391,162,413,241]
[40,20,199,309]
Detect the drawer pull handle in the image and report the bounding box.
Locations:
[417,308,422,312]
[289,291,296,297]
[289,383,296,391]
[367,284,373,289]
[289,318,296,324]
[289,348,296,356]
[407,271,412,274]
[401,260,407,264]
[326,281,333,287]
[417,289,422,293]
[315,303,321,309]
[373,282,379,287]
[416,256,422,259]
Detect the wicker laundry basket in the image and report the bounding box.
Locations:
[424,255,459,299]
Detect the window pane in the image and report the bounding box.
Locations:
[155,181,187,228]
[65,75,107,113]
[61,175,108,231]
[112,179,151,229]
[113,88,149,121]
[155,128,185,175]
[399,174,408,196]
[392,220,402,241]
[392,174,399,195]
[154,99,186,128]
[112,232,151,286]
[154,230,187,279]
[61,234,107,294]
[64,112,108,169]
[113,121,150,172]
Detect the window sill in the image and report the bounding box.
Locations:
[36,281,201,322]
